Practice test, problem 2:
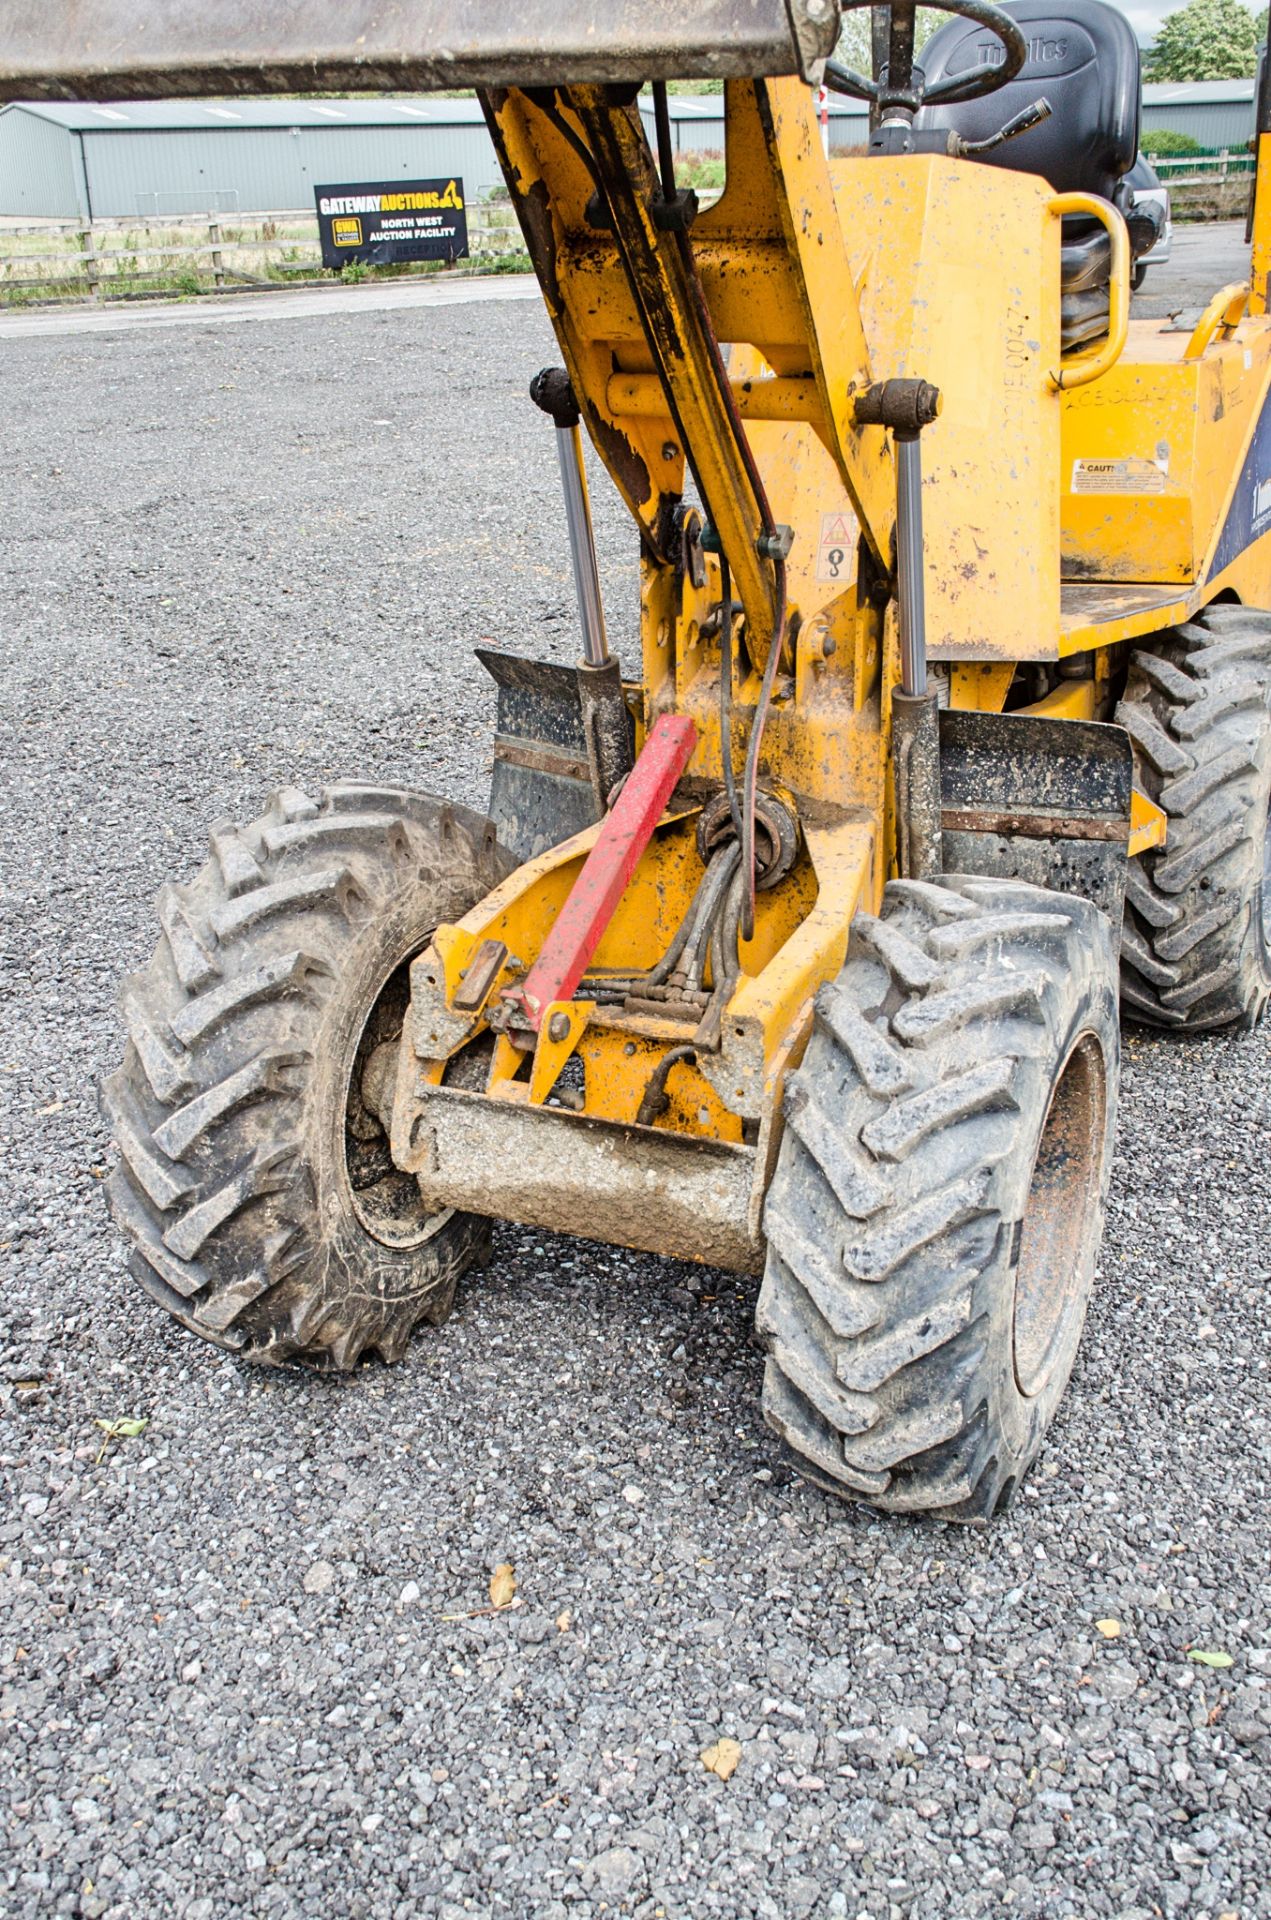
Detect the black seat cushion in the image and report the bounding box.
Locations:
[913,0,1140,203]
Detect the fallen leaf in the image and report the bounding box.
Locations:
[556,1609,572,1633]
[701,1738,741,1781]
[1188,1648,1234,1669]
[489,1562,517,1611]
[93,1415,149,1463]
[1095,1618,1123,1639]
[38,1100,64,1116]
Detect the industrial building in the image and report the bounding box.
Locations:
[0,96,505,220]
[1140,78,1255,149]
[0,80,1257,222]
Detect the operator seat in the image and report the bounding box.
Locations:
[913,0,1149,347]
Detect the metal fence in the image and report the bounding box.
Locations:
[1148,146,1256,181]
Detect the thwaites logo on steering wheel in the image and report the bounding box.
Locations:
[314,179,469,269]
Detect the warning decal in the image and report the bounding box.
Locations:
[1071,456,1168,496]
[816,508,860,583]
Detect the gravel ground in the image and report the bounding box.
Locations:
[2,278,1270,1920]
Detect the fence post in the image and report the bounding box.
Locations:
[79,224,101,299]
[1221,147,1230,181]
[208,217,225,287]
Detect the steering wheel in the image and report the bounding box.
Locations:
[825,0,1028,114]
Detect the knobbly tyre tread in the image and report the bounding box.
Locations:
[1116,605,1271,1030]
[102,783,510,1368]
[758,876,1120,1522]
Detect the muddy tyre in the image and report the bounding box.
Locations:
[1116,605,1271,1030]
[102,783,510,1368]
[758,876,1119,1521]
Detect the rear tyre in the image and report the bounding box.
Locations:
[101,783,510,1368]
[758,876,1119,1522]
[1116,605,1271,1030]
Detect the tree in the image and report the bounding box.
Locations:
[1144,0,1261,81]
[1140,128,1203,154]
[834,8,943,77]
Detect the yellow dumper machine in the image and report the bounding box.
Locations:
[9,0,1271,1519]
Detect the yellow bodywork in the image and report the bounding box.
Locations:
[392,76,1271,1248]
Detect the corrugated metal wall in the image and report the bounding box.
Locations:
[78,122,505,217]
[1139,100,1254,149]
[0,107,83,218]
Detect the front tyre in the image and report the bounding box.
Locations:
[101,783,510,1368]
[1116,605,1271,1031]
[758,876,1119,1522]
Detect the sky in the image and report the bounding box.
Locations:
[1117,0,1174,37]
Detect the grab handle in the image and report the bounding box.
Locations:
[1047,192,1130,391]
[1183,282,1249,360]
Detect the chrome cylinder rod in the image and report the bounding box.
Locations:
[895,434,927,698]
[554,420,610,668]
[531,365,610,669]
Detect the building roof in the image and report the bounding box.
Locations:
[0,96,491,132]
[1142,79,1255,105]
[5,79,1248,138]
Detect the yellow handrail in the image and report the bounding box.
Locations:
[1047,192,1130,392]
[1183,282,1250,360]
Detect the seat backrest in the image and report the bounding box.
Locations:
[914,0,1140,202]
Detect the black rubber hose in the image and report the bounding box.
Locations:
[635,1045,698,1128]
[652,82,678,202]
[739,558,787,941]
[718,554,744,844]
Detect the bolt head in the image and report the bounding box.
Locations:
[547,1011,571,1044]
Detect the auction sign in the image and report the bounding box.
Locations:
[315,179,469,268]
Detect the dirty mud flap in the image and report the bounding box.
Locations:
[398,1084,766,1274]
[939,709,1132,924]
[478,647,601,861]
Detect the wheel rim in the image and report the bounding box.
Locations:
[343,954,450,1252]
[1012,1033,1108,1399]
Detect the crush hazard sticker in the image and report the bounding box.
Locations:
[1071,454,1168,495]
[816,508,860,582]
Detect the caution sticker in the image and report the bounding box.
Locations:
[1071,456,1168,495]
[816,508,860,583]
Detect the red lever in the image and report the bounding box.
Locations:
[504,712,697,1029]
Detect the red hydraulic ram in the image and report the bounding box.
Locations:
[503,712,697,1028]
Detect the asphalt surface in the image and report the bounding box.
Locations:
[1133,220,1251,319]
[2,235,1270,1920]
[0,273,542,341]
